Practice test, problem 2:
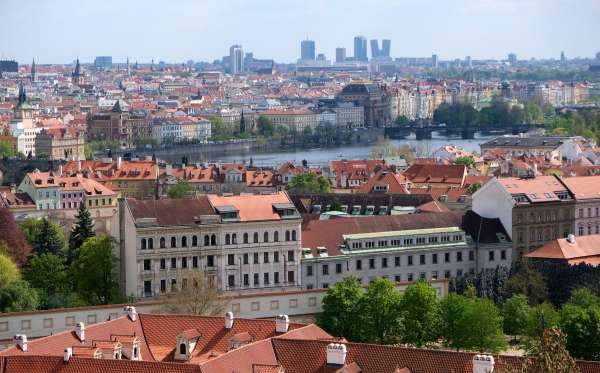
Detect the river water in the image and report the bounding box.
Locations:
[199,132,494,167]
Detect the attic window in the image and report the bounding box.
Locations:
[529,193,540,200]
[545,192,554,198]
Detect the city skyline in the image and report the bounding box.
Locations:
[1,0,600,64]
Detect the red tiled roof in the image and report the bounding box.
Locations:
[562,175,600,200]
[207,192,295,222]
[357,171,410,194]
[127,197,216,226]
[403,164,466,186]
[496,176,568,202]
[527,234,600,265]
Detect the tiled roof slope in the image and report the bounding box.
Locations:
[127,197,216,226]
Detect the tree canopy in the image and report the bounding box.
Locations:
[167,180,195,199]
[68,203,95,264]
[71,236,119,305]
[316,276,364,341]
[286,173,330,194]
[0,208,32,266]
[399,280,441,347]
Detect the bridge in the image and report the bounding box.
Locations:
[384,123,546,140]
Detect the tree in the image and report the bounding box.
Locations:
[286,173,330,194]
[163,272,230,316]
[517,326,580,373]
[24,253,67,295]
[84,143,93,160]
[71,236,119,305]
[558,289,600,360]
[440,293,469,350]
[400,280,441,347]
[395,115,410,126]
[317,276,363,341]
[523,302,559,343]
[0,209,32,266]
[167,180,195,199]
[502,294,532,340]
[0,140,15,158]
[32,218,65,256]
[68,203,95,264]
[370,136,397,159]
[357,277,402,344]
[0,251,21,288]
[506,261,548,305]
[209,116,229,140]
[458,297,507,353]
[454,156,476,168]
[0,280,40,312]
[257,115,274,137]
[469,182,482,194]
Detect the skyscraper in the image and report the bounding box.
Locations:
[508,53,517,65]
[94,56,112,68]
[370,39,380,59]
[301,39,316,60]
[465,56,472,68]
[335,47,346,63]
[432,54,439,68]
[354,36,368,61]
[229,45,244,74]
[381,39,391,58]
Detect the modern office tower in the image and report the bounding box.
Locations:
[229,44,244,74]
[301,39,316,60]
[432,54,439,68]
[94,56,113,68]
[465,55,472,68]
[370,39,380,59]
[508,53,517,65]
[354,36,368,61]
[381,39,391,58]
[335,47,346,63]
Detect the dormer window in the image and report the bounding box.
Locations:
[175,329,201,361]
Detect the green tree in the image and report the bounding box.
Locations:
[518,326,580,373]
[469,182,482,194]
[31,218,66,256]
[454,156,476,168]
[71,236,119,305]
[0,280,40,312]
[84,143,93,159]
[523,302,559,343]
[399,280,441,347]
[286,173,330,194]
[558,289,600,360]
[24,253,67,295]
[357,277,402,344]
[0,252,21,288]
[167,180,195,199]
[459,297,507,353]
[440,293,469,350]
[0,140,15,158]
[502,294,532,340]
[505,261,548,305]
[257,115,274,137]
[68,203,95,264]
[317,276,363,341]
[209,116,229,140]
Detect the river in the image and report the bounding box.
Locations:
[192,132,494,167]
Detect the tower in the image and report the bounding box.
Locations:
[229,45,244,74]
[72,58,84,86]
[300,39,316,60]
[31,59,36,82]
[354,36,368,61]
[239,110,246,134]
[370,40,380,59]
[382,39,391,58]
[126,57,130,76]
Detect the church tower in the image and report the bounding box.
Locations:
[72,58,84,86]
[31,59,36,82]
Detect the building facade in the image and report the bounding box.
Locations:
[35,128,85,160]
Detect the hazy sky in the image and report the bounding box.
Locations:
[2,0,599,64]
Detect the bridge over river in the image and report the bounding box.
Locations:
[385,123,546,140]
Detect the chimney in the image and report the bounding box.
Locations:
[166,164,172,176]
[117,156,122,170]
[225,312,234,329]
[75,322,85,342]
[532,163,538,177]
[76,160,82,172]
[59,164,64,176]
[326,343,347,366]
[13,334,27,352]
[64,347,73,362]
[567,234,576,244]
[124,306,137,321]
[473,354,495,373]
[275,314,289,333]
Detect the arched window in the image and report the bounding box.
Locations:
[225,234,231,245]
[292,230,297,241]
[285,230,290,241]
[141,238,147,250]
[211,234,216,246]
[243,233,248,244]
[181,236,187,247]
[179,343,186,355]
[148,238,154,249]
[192,235,198,247]
[254,232,259,243]
[264,232,269,242]
[274,231,279,242]
[204,235,210,246]
[160,237,166,248]
[171,237,177,248]
[232,234,237,244]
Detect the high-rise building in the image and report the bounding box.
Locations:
[370,39,380,59]
[508,53,517,65]
[300,39,316,60]
[560,51,566,63]
[432,54,439,68]
[465,56,472,68]
[354,36,368,61]
[382,39,391,58]
[94,56,113,68]
[229,44,244,74]
[335,47,346,63]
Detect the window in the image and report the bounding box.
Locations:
[274,231,279,242]
[292,230,297,241]
[336,262,342,273]
[445,252,450,263]
[322,264,329,275]
[141,239,147,250]
[407,255,413,266]
[228,254,235,266]
[264,273,270,285]
[382,257,388,268]
[171,237,177,248]
[579,226,584,236]
[394,275,401,282]
[228,275,235,288]
[243,274,249,286]
[432,253,438,264]
[232,233,237,244]
[432,271,438,280]
[243,253,249,265]
[457,269,463,277]
[160,280,166,293]
[307,265,313,277]
[181,236,187,247]
[407,273,414,282]
[160,237,166,248]
[287,250,295,262]
[456,252,463,262]
[444,270,451,279]
[182,278,188,290]
[356,259,362,270]
[254,273,259,286]
[264,232,269,242]
[287,270,295,283]
[171,258,177,269]
[501,250,507,260]
[243,233,248,244]
[274,272,280,284]
[207,255,214,267]
[143,259,151,271]
[419,255,426,265]
[204,235,209,246]
[148,238,153,249]
[274,252,279,263]
[192,235,198,246]
[264,252,269,263]
[254,232,259,243]
[489,251,495,261]
[254,253,259,264]
[143,281,152,296]
[469,250,474,261]
[579,209,584,218]
[225,234,231,245]
[179,343,186,355]
[395,256,401,267]
[285,231,290,241]
[192,256,198,268]
[369,258,375,269]
[211,234,216,245]
[160,258,166,270]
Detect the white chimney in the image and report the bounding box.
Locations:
[75,322,85,342]
[124,306,137,321]
[58,164,64,176]
[532,163,538,177]
[473,354,495,373]
[567,234,576,244]
[225,312,234,329]
[326,343,347,366]
[166,164,173,176]
[76,160,82,172]
[13,334,27,352]
[117,156,122,170]
[275,314,289,333]
[64,347,73,362]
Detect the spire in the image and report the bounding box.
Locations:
[112,99,123,113]
[17,82,26,106]
[126,57,130,76]
[73,58,81,77]
[240,110,246,133]
[31,59,36,82]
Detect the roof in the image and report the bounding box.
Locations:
[461,210,510,244]
[527,234,600,265]
[561,175,600,200]
[24,172,117,197]
[403,164,466,186]
[127,197,215,226]
[207,192,296,222]
[482,136,566,149]
[290,193,433,215]
[496,175,569,202]
[357,171,410,194]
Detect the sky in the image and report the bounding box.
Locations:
[1,0,599,64]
